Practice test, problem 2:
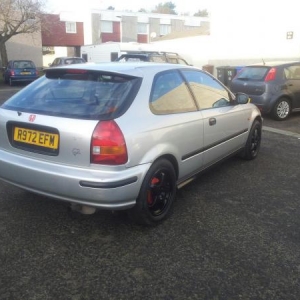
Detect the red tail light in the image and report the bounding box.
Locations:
[10,70,15,76]
[91,120,128,165]
[265,67,276,82]
[35,70,39,76]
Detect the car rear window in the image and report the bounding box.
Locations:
[13,61,35,68]
[64,58,85,64]
[2,69,141,120]
[235,67,269,81]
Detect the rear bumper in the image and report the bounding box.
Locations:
[0,149,151,210]
[10,76,38,82]
[249,95,274,114]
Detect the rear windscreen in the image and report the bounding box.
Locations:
[236,67,269,81]
[13,61,35,68]
[2,69,141,120]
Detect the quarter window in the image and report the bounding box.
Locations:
[150,71,196,114]
[182,70,230,109]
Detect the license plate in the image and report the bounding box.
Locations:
[13,127,59,149]
[20,72,31,75]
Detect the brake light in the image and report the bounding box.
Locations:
[35,70,39,76]
[66,69,87,74]
[10,70,15,76]
[265,67,276,82]
[91,120,128,165]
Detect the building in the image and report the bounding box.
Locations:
[87,10,209,45]
[39,10,209,67]
[41,13,85,67]
[2,30,42,68]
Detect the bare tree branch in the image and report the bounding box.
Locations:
[0,0,45,65]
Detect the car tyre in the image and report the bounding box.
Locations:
[128,158,176,226]
[240,120,262,160]
[272,98,291,120]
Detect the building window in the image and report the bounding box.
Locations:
[160,24,171,36]
[137,23,148,34]
[65,22,77,33]
[101,21,113,33]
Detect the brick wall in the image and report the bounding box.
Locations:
[41,14,84,47]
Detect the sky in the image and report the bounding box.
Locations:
[45,0,212,15]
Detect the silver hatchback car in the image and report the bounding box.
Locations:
[0,63,262,225]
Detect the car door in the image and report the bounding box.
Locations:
[149,70,205,182]
[181,70,250,168]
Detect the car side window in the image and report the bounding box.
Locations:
[167,57,178,64]
[177,58,188,65]
[52,58,59,66]
[182,70,231,109]
[150,70,197,114]
[150,56,166,63]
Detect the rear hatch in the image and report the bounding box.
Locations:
[12,60,37,77]
[230,66,271,96]
[0,68,141,168]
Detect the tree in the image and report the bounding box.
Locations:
[194,9,209,17]
[152,2,177,15]
[0,0,44,67]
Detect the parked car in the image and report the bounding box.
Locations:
[230,61,300,120]
[0,63,262,225]
[3,60,39,86]
[116,52,190,65]
[49,57,86,67]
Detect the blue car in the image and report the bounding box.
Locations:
[3,60,39,86]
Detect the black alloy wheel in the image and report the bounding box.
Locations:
[146,168,173,217]
[129,159,176,225]
[241,120,262,160]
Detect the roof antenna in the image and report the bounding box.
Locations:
[262,58,265,65]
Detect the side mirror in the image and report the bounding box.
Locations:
[235,92,250,104]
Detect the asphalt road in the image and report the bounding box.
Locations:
[1,84,300,300]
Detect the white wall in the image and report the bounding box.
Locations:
[43,47,68,67]
[5,32,43,68]
[209,0,300,60]
[151,1,300,76]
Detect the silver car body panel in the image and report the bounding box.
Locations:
[0,63,261,209]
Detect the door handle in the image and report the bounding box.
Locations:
[209,118,216,126]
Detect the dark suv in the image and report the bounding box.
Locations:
[230,61,300,120]
[116,52,189,65]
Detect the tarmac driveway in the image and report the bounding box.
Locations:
[0,83,300,300]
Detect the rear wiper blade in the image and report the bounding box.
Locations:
[236,77,249,80]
